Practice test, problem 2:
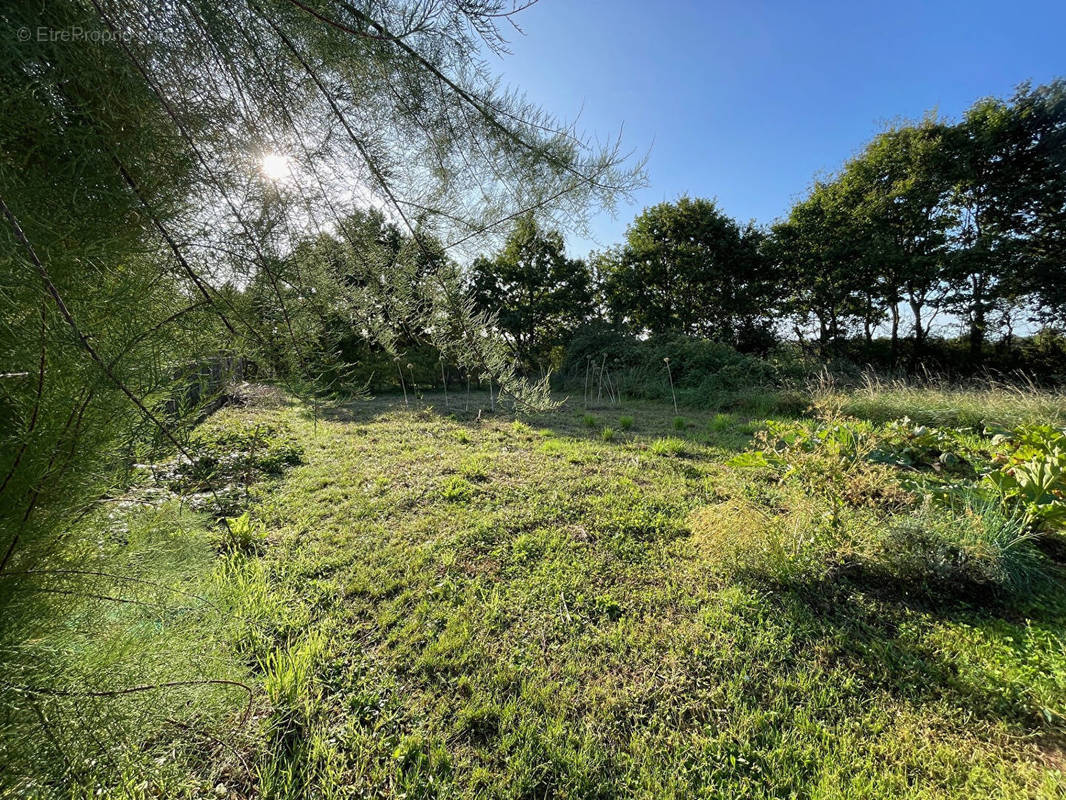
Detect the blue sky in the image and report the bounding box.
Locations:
[491,0,1066,257]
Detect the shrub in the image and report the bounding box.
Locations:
[619,416,634,430]
[557,329,779,405]
[600,426,615,442]
[582,414,598,428]
[673,416,687,431]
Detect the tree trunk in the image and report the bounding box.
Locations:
[968,310,986,364]
[968,275,987,364]
[908,297,925,371]
[889,302,900,366]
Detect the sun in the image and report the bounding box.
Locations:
[260,152,291,181]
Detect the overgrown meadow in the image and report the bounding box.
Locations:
[4,3,1065,798]
[5,379,1066,799]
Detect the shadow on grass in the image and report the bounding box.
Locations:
[760,566,1066,747]
[309,391,794,457]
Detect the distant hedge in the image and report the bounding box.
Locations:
[555,326,785,404]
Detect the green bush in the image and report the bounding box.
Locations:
[984,424,1066,529]
[557,328,780,405]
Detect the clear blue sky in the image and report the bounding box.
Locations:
[492,0,1066,257]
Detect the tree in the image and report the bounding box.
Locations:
[1021,81,1066,324]
[600,197,777,347]
[846,120,956,361]
[768,180,871,353]
[470,216,592,372]
[949,81,1066,345]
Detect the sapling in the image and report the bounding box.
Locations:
[395,356,408,408]
[440,356,449,408]
[583,354,592,409]
[664,357,678,414]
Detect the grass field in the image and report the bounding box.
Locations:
[7,389,1066,798]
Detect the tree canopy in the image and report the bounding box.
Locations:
[470,215,592,373]
[597,197,776,348]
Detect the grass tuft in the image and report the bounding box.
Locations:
[709,412,734,431]
[649,436,687,457]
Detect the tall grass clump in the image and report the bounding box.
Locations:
[649,437,687,457]
[815,370,1066,428]
[869,496,1047,596]
[0,504,252,796]
[709,412,733,432]
[688,494,836,585]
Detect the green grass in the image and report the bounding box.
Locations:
[10,388,1066,798]
[709,411,734,431]
[220,394,1066,796]
[818,373,1066,428]
[0,504,254,797]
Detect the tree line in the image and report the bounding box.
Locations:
[460,80,1066,375]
